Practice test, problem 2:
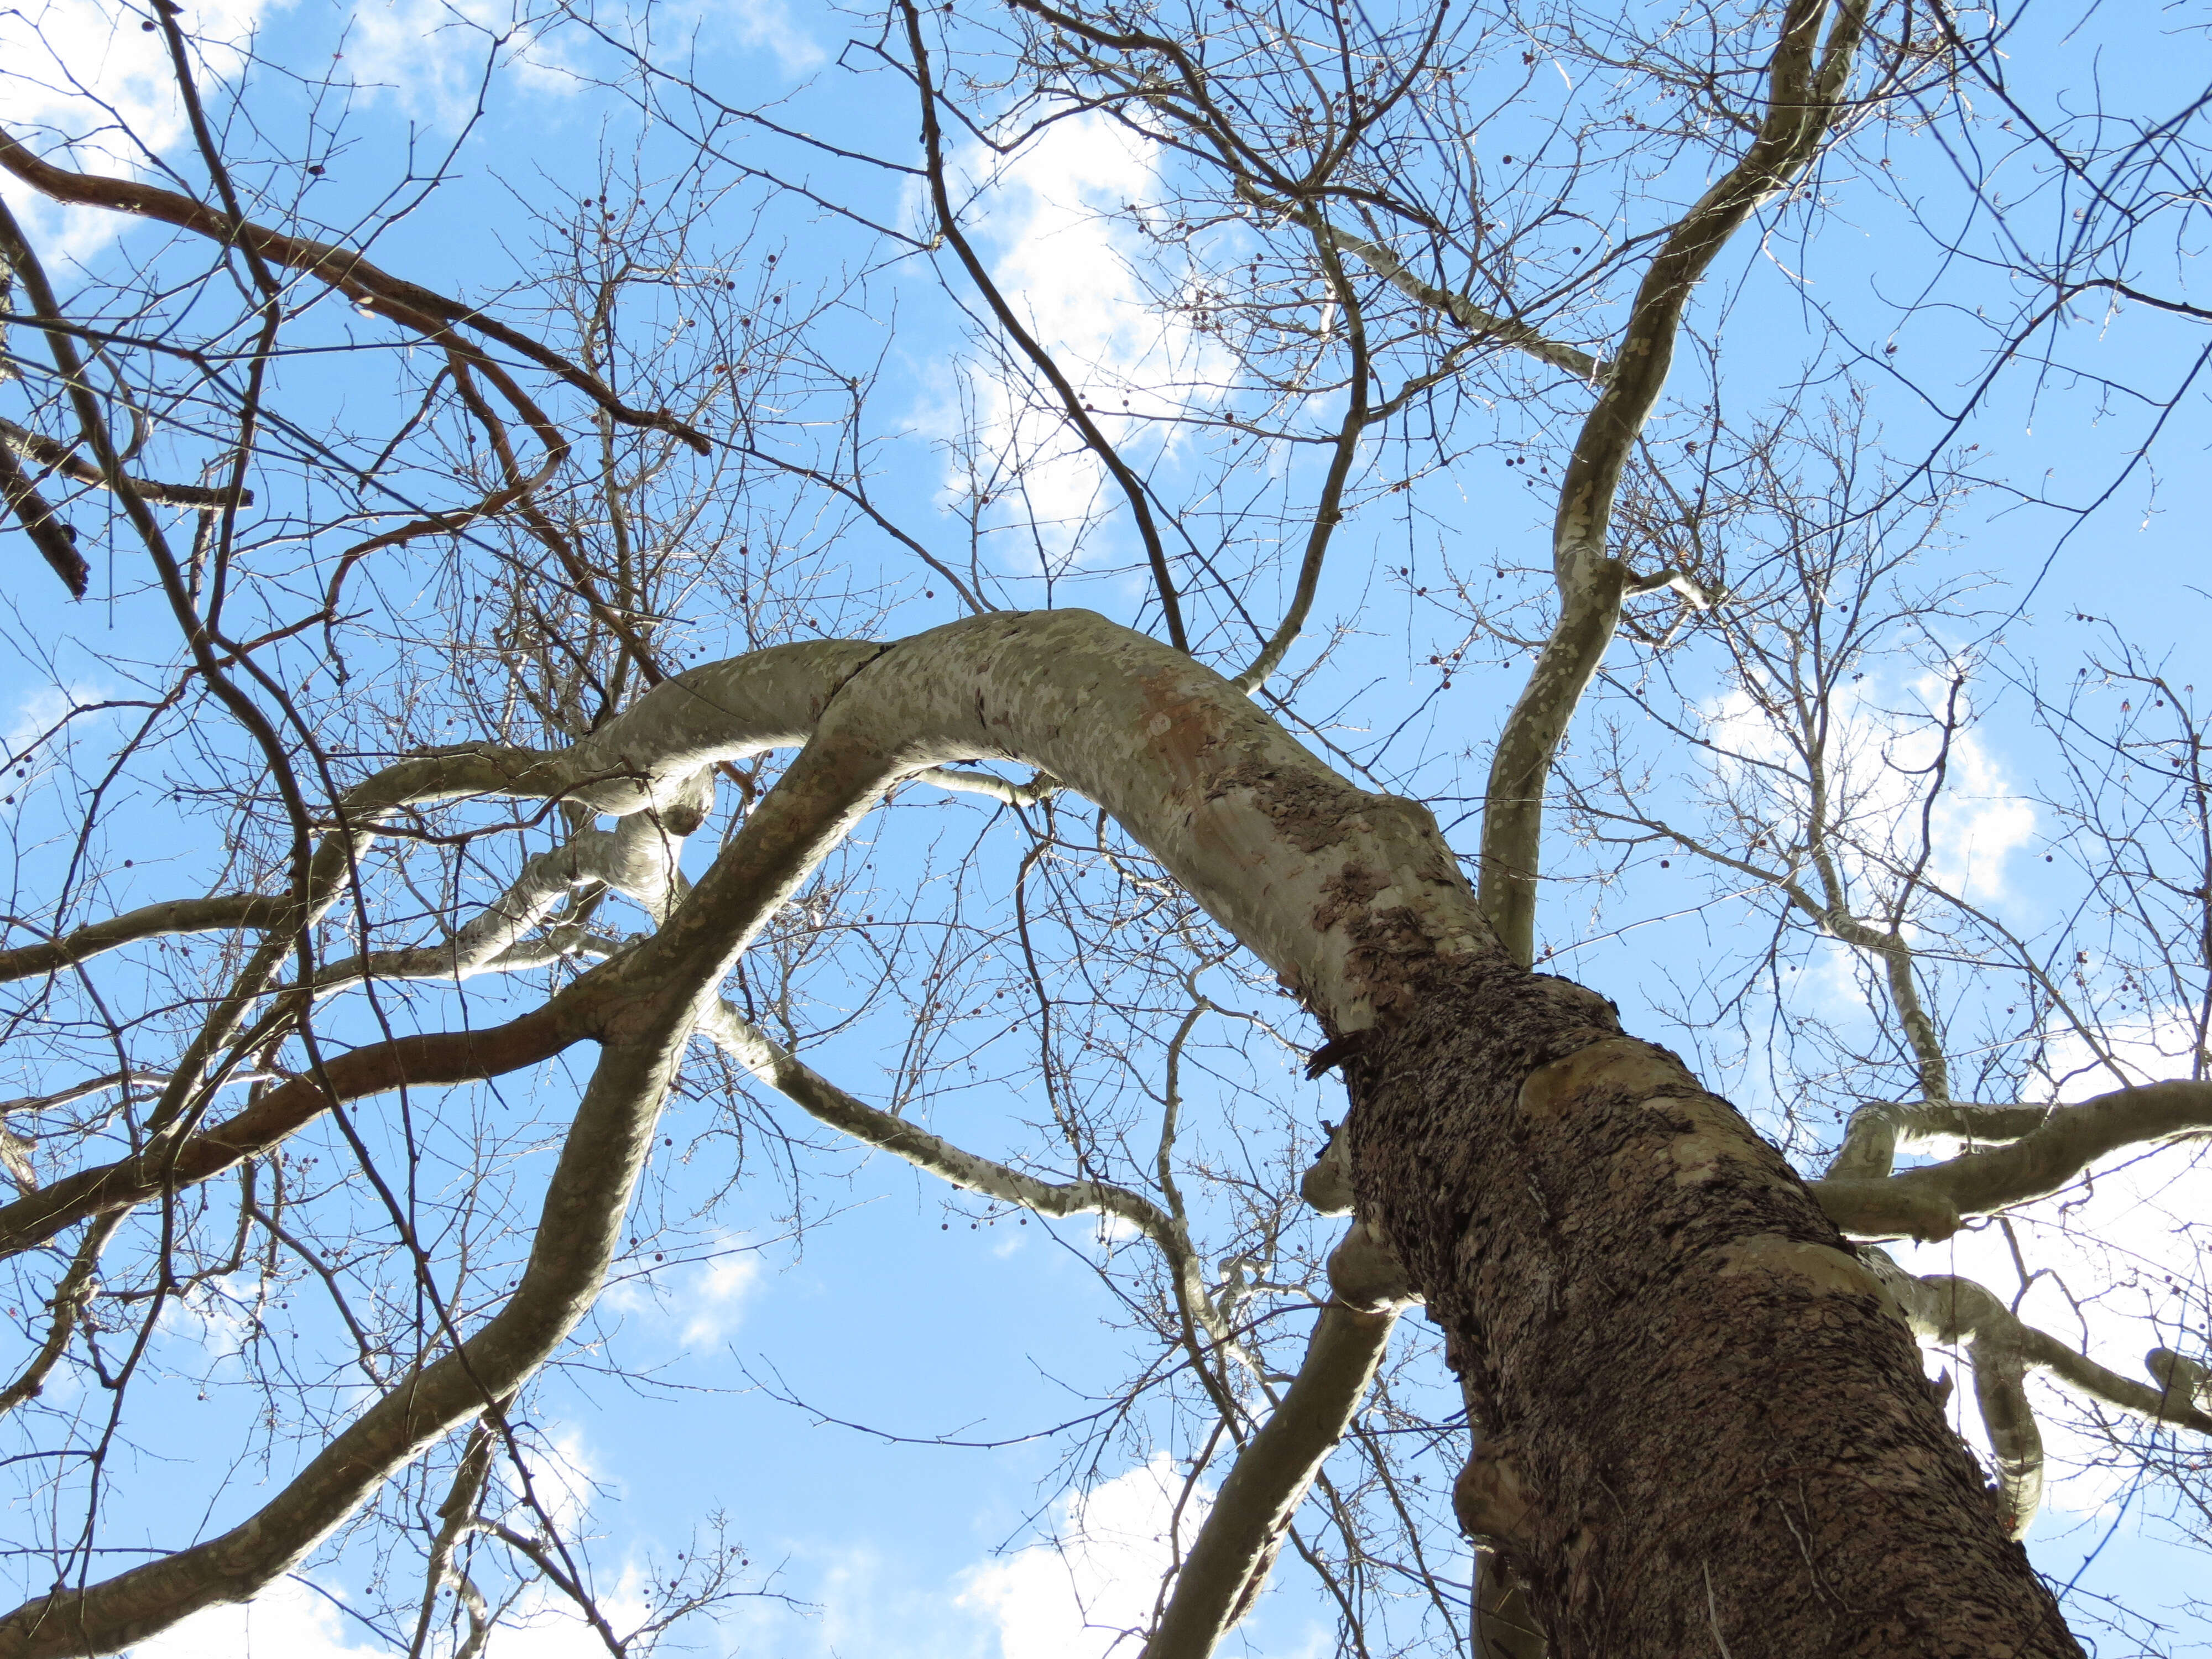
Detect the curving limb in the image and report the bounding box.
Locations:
[1812,1081,2212,1240]
[1142,1222,1414,1659]
[0,1004,588,1262]
[696,999,1182,1253]
[0,896,291,986]
[0,1212,122,1418]
[1477,0,1867,967]
[0,1030,681,1658]
[0,416,252,509]
[0,664,884,1653]
[0,609,2080,1657]
[1867,1251,2212,1538]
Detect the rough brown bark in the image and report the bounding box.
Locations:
[1342,962,2080,1658]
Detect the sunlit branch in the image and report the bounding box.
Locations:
[907,765,1063,807]
[0,1212,121,1419]
[1869,1252,2212,1540]
[1231,183,1605,383]
[1145,1222,1412,1659]
[407,1421,498,1659]
[1813,1080,2212,1239]
[696,998,1180,1249]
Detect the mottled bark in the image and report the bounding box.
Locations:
[1347,999,2078,1657]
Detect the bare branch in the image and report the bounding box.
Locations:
[1812,1081,2212,1237]
[1233,183,1605,383]
[1869,1253,2212,1541]
[1478,0,1868,966]
[0,896,290,985]
[0,129,708,455]
[0,416,252,508]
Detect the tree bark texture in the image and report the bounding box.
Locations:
[1345,993,2078,1657]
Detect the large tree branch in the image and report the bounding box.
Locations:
[694,999,1181,1250]
[1813,1080,2212,1239]
[1477,0,1866,966]
[0,643,874,987]
[0,416,252,509]
[0,1212,119,1418]
[1868,1253,2212,1539]
[0,1030,679,1658]
[0,896,289,985]
[0,1004,586,1261]
[1144,1225,1411,1659]
[0,689,903,1652]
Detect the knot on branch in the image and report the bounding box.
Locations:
[1453,1436,1535,1553]
[2149,1349,2210,1413]
[1300,1119,1355,1215]
[1326,1217,1416,1313]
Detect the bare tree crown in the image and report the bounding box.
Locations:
[0,1,2205,1655]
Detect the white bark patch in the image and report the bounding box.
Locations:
[1712,1235,1881,1300]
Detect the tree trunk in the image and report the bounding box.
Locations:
[1343,959,2080,1657]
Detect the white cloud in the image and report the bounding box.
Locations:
[2033,1005,2206,1104]
[680,1245,763,1344]
[1703,668,2034,912]
[155,1270,262,1365]
[129,1575,381,1659]
[929,116,1228,564]
[601,1236,765,1348]
[523,1424,607,1538]
[341,0,585,127]
[0,0,271,257]
[124,1569,659,1659]
[478,1567,654,1659]
[700,0,824,76]
[958,1453,1214,1659]
[0,0,268,165]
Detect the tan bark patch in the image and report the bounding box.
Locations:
[1516,1037,1689,1120]
[1713,1234,1882,1298]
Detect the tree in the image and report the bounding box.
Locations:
[0,0,2207,1656]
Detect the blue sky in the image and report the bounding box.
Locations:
[1,0,2208,1654]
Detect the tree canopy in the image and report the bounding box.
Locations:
[0,0,2208,1655]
